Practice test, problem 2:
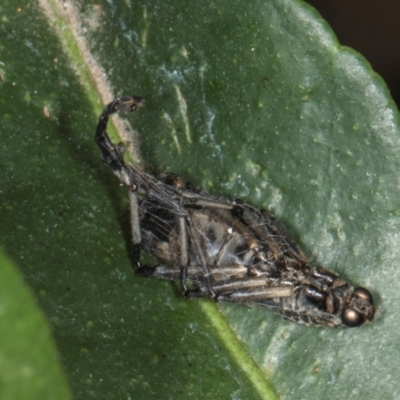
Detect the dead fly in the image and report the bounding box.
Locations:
[95,96,375,328]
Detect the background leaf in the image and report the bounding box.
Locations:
[1,0,399,399]
[0,249,71,399]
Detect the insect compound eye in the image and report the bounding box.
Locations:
[342,307,364,327]
[354,287,374,305]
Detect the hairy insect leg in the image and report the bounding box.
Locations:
[135,265,213,299]
[179,217,189,293]
[137,264,247,280]
[217,285,293,302]
[95,97,145,270]
[184,198,237,210]
[185,280,294,302]
[95,97,142,189]
[136,264,211,299]
[129,190,142,269]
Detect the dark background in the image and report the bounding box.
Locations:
[306,0,400,108]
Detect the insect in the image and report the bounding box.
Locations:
[95,96,375,328]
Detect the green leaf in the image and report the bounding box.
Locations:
[0,249,71,399]
[1,0,398,399]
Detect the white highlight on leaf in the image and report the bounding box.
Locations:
[174,85,192,143]
[163,112,181,153]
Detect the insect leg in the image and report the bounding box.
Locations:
[129,190,142,269]
[183,198,236,210]
[96,97,145,270]
[95,97,142,189]
[179,216,189,292]
[137,264,248,280]
[185,279,294,302]
[217,285,293,302]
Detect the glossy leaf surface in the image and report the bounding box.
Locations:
[1,0,399,399]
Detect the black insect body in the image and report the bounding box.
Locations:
[95,97,375,328]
